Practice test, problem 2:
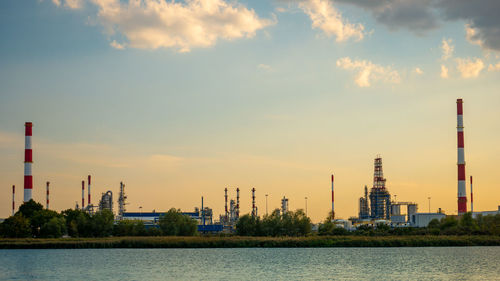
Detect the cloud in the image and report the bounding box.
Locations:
[299,0,365,42]
[415,67,423,75]
[488,62,500,72]
[148,154,183,167]
[437,0,500,51]
[455,57,484,78]
[336,57,400,87]
[441,38,454,60]
[110,40,125,50]
[335,0,438,34]
[335,0,500,52]
[465,23,483,47]
[257,63,272,71]
[440,64,449,78]
[57,0,274,52]
[52,0,83,9]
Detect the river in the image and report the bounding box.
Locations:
[0,247,499,280]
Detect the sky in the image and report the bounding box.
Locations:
[1,0,500,222]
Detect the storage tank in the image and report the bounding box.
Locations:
[407,204,418,222]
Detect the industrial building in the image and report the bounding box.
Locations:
[410,213,446,228]
[6,100,500,233]
[352,156,428,228]
[355,157,393,221]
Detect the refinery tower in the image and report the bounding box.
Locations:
[359,157,391,220]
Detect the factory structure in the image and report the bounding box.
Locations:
[349,156,444,228]
[4,99,500,231]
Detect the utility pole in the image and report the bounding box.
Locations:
[265,194,268,216]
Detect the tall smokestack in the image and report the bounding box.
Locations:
[81,180,85,209]
[252,188,256,217]
[224,188,228,222]
[88,175,91,206]
[24,122,33,202]
[331,174,335,221]
[470,175,473,214]
[12,185,15,216]
[236,188,240,219]
[46,181,49,209]
[457,99,467,215]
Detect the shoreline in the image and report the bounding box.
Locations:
[1,235,499,249]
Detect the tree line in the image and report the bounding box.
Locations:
[1,200,498,238]
[0,200,197,238]
[235,209,312,236]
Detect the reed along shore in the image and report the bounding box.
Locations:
[1,235,499,249]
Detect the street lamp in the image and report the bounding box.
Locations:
[428,197,431,213]
[305,197,308,217]
[139,206,143,218]
[265,194,268,216]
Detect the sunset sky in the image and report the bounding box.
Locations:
[1,0,499,222]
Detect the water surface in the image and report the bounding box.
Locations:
[0,247,499,280]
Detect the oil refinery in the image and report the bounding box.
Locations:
[4,99,500,232]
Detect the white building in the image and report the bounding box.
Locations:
[410,213,446,227]
[471,206,500,219]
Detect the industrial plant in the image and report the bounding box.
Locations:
[4,99,500,232]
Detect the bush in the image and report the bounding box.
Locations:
[40,217,67,238]
[0,215,31,238]
[61,209,91,237]
[114,220,147,236]
[91,209,115,237]
[159,208,198,236]
[236,209,312,237]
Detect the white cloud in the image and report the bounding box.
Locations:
[336,57,400,87]
[65,0,83,9]
[488,62,500,72]
[52,0,82,9]
[299,0,365,42]
[89,0,274,52]
[415,67,424,75]
[110,40,125,50]
[257,63,272,71]
[465,24,483,47]
[441,38,454,60]
[440,64,449,78]
[456,58,484,78]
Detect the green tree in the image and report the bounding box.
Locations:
[459,212,479,234]
[114,220,147,236]
[30,209,61,237]
[40,217,67,238]
[90,209,115,237]
[159,208,198,236]
[235,214,259,236]
[0,214,31,238]
[17,200,43,219]
[61,209,91,237]
[291,209,312,236]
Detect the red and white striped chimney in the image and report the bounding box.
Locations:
[331,174,335,220]
[24,122,33,202]
[81,180,85,209]
[46,181,50,209]
[88,175,91,206]
[12,185,15,216]
[457,99,467,215]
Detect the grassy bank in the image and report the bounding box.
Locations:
[0,235,499,249]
